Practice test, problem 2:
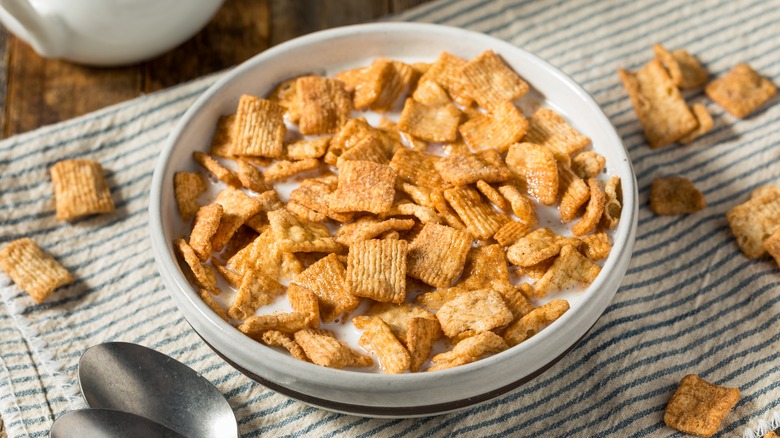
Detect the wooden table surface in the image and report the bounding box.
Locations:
[0,1,432,435]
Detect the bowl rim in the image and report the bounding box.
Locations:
[149,21,638,413]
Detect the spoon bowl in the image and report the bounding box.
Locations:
[50,409,184,438]
[79,342,237,438]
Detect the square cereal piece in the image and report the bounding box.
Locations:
[0,238,73,303]
[227,268,285,320]
[426,191,461,228]
[412,79,452,106]
[579,231,612,260]
[418,52,474,107]
[334,217,415,247]
[268,209,342,253]
[436,289,513,339]
[407,223,472,288]
[506,142,559,205]
[285,137,330,160]
[493,221,532,246]
[476,180,509,210]
[289,177,353,223]
[397,98,461,143]
[459,101,528,153]
[174,238,217,292]
[334,67,366,93]
[650,176,706,215]
[231,94,286,157]
[434,149,512,186]
[664,374,740,437]
[211,187,264,252]
[428,331,508,371]
[705,63,776,118]
[727,189,780,259]
[415,285,471,311]
[679,103,714,144]
[353,58,415,112]
[571,151,606,180]
[572,178,606,236]
[50,159,115,221]
[294,329,373,369]
[459,244,512,289]
[396,181,434,208]
[524,108,591,158]
[534,244,601,297]
[618,60,698,148]
[358,316,411,374]
[407,317,442,372]
[199,289,228,322]
[174,171,207,220]
[212,258,242,288]
[506,227,562,268]
[261,330,309,362]
[443,186,510,240]
[503,299,569,347]
[193,152,241,187]
[389,148,448,190]
[236,159,270,193]
[267,77,301,123]
[558,164,591,223]
[498,184,537,227]
[209,114,236,158]
[287,283,320,327]
[348,239,408,303]
[292,253,360,323]
[352,301,436,346]
[384,200,444,225]
[264,158,320,183]
[237,312,309,337]
[602,175,623,230]
[653,43,708,89]
[189,203,224,261]
[330,161,396,215]
[287,201,327,223]
[326,118,398,166]
[296,76,352,134]
[462,50,529,110]
[336,134,390,167]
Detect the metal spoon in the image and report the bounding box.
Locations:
[50,409,184,438]
[78,342,238,438]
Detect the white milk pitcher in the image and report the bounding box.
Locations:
[0,0,224,65]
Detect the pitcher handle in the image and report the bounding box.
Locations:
[0,0,62,57]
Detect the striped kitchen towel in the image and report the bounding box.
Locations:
[1,0,778,436]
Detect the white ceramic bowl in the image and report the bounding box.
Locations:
[149,23,638,417]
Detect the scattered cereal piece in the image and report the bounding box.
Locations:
[407,317,442,372]
[50,159,115,221]
[334,67,366,93]
[221,226,259,263]
[579,231,612,260]
[396,182,434,208]
[285,137,330,160]
[209,114,237,158]
[336,134,389,166]
[443,186,510,240]
[189,203,223,261]
[174,172,207,220]
[212,258,242,288]
[751,185,780,200]
[261,330,309,361]
[296,76,353,134]
[389,148,448,190]
[231,94,286,157]
[412,79,452,106]
[294,329,373,369]
[534,245,601,297]
[236,159,271,193]
[398,98,461,143]
[348,239,408,303]
[264,158,320,183]
[493,221,532,247]
[292,253,360,323]
[602,176,623,230]
[268,209,342,253]
[503,299,569,347]
[727,189,780,258]
[572,178,606,236]
[330,161,397,214]
[334,217,415,247]
[174,238,217,292]
[497,184,537,227]
[461,50,529,109]
[418,52,474,107]
[289,177,353,223]
[353,58,415,111]
[505,142,558,205]
[415,286,471,311]
[428,331,508,371]
[358,317,411,374]
[199,289,227,322]
[267,77,301,123]
[571,151,606,180]
[524,109,591,158]
[436,289,513,339]
[228,269,285,320]
[435,149,512,186]
[679,103,714,144]
[705,63,776,118]
[193,152,241,187]
[618,59,698,148]
[352,301,436,345]
[407,223,472,288]
[211,187,264,252]
[476,180,510,210]
[287,283,320,328]
[650,176,706,215]
[517,259,554,280]
[459,101,528,153]
[664,374,740,437]
[326,118,398,166]
[287,201,327,223]
[653,44,708,89]
[430,190,465,229]
[558,164,591,223]
[506,228,561,268]
[238,312,309,337]
[0,238,73,303]
[384,200,443,225]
